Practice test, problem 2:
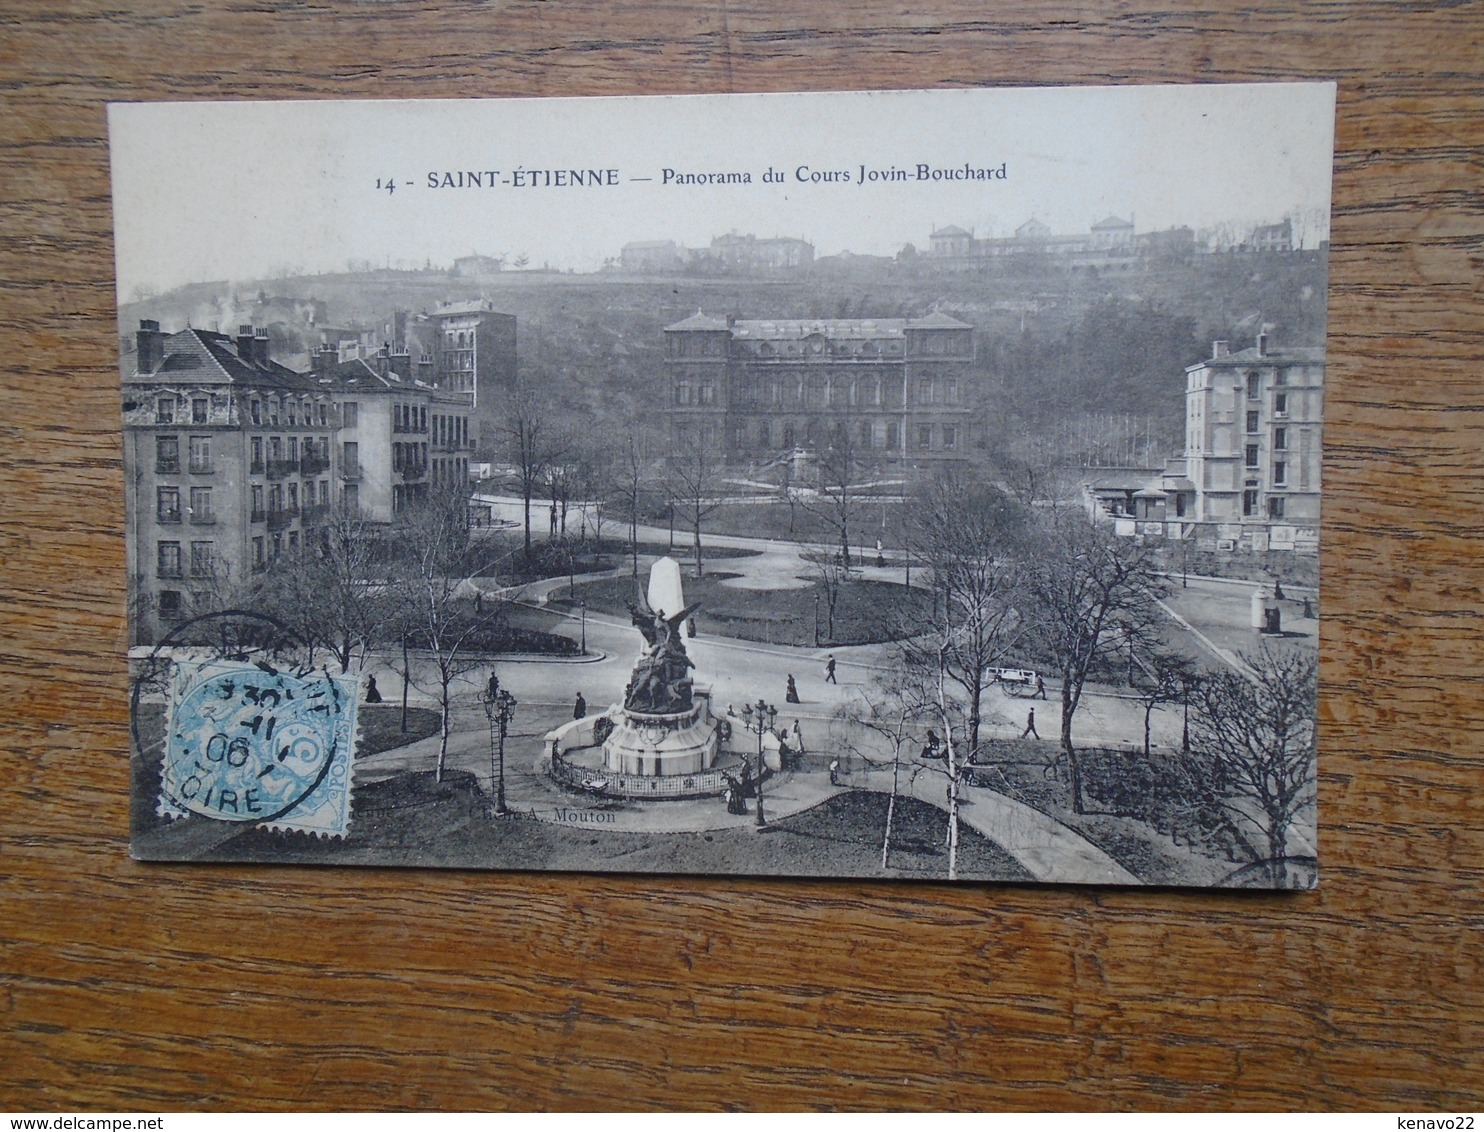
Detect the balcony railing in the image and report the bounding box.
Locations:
[266,458,298,479]
[157,510,181,525]
[250,459,265,475]
[340,462,362,482]
[188,459,214,475]
[266,507,297,531]
[300,455,330,476]
[157,565,183,580]
[187,510,217,525]
[300,503,331,525]
[399,461,428,480]
[250,507,267,524]
[156,459,180,475]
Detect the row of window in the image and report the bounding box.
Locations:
[682,419,961,453]
[250,480,332,516]
[393,402,429,434]
[154,435,213,474]
[1242,491,1287,519]
[155,486,215,524]
[249,434,331,472]
[679,376,960,409]
[157,540,214,579]
[155,396,213,426]
[248,395,333,428]
[431,413,470,449]
[1242,445,1291,486]
[392,442,428,475]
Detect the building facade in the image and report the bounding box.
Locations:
[1181,335,1323,549]
[123,321,341,643]
[663,311,976,466]
[124,320,479,644]
[318,349,474,524]
[1080,335,1323,553]
[405,300,516,459]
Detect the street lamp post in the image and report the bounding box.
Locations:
[580,599,587,655]
[739,698,778,828]
[482,673,518,816]
[813,589,820,648]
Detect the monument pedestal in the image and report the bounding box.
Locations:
[603,690,718,777]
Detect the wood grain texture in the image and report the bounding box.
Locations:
[2,0,1482,1111]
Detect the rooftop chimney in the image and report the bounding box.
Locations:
[237,324,255,362]
[136,319,166,374]
[313,342,336,378]
[1212,340,1229,358]
[254,327,271,365]
[1257,332,1269,356]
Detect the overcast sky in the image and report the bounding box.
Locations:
[110,83,1335,299]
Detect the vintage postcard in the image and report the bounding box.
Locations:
[112,85,1334,886]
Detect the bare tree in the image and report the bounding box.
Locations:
[796,425,874,568]
[254,514,392,673]
[1130,651,1201,757]
[901,475,1030,767]
[388,484,505,782]
[1191,645,1317,886]
[1027,513,1168,813]
[668,430,725,577]
[505,387,556,563]
[611,427,659,579]
[840,666,937,870]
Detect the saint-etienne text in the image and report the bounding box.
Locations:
[373,168,624,194]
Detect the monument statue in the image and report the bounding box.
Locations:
[624,584,702,715]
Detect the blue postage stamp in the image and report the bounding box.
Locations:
[159,658,359,837]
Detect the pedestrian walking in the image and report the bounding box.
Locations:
[829,758,841,786]
[786,674,801,704]
[1274,580,1286,601]
[573,691,587,720]
[1021,707,1040,740]
[1035,675,1046,700]
[364,674,382,704]
[791,719,805,755]
[921,728,943,760]
[825,655,837,684]
[486,670,500,701]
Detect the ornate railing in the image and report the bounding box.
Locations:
[549,745,729,800]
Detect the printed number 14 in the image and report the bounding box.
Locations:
[376,178,396,195]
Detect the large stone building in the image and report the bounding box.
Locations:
[1180,334,1324,550]
[663,311,976,465]
[315,347,474,524]
[1084,334,1324,554]
[123,321,341,643]
[124,320,478,644]
[404,299,516,458]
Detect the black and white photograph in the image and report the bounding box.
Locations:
[113,84,1334,887]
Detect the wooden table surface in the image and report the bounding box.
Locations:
[2,0,1481,1112]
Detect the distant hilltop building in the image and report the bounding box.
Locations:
[923,216,1196,273]
[619,233,814,275]
[452,253,504,277]
[1243,219,1294,254]
[663,310,975,466]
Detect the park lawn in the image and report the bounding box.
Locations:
[204,770,1035,881]
[558,572,930,648]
